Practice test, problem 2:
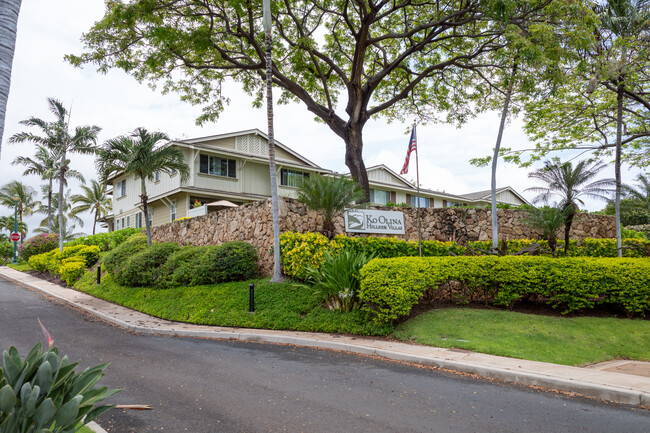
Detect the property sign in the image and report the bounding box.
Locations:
[344,209,405,235]
[10,233,20,242]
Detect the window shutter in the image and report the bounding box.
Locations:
[406,194,411,206]
[390,191,396,203]
[228,159,236,178]
[443,200,448,208]
[199,154,209,174]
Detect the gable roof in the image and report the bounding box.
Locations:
[458,186,531,205]
[174,128,323,169]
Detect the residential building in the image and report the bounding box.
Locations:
[104,130,529,230]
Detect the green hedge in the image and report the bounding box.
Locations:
[113,242,180,287]
[0,242,12,265]
[18,233,59,261]
[359,256,650,324]
[65,228,142,251]
[103,233,148,275]
[27,245,101,284]
[280,232,650,281]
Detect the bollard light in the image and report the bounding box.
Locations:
[249,283,255,313]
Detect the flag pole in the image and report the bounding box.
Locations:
[414,122,422,257]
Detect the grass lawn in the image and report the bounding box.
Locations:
[74,268,393,336]
[6,261,30,271]
[392,308,650,366]
[78,426,95,433]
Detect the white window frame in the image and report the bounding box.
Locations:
[147,207,153,227]
[126,215,130,228]
[370,188,390,205]
[135,212,142,228]
[154,171,160,182]
[280,168,310,188]
[199,154,236,178]
[410,196,430,208]
[116,179,126,198]
[170,200,176,222]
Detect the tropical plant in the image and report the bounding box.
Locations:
[18,233,60,261]
[96,128,189,245]
[0,181,39,241]
[12,145,83,232]
[0,216,27,238]
[0,0,21,157]
[299,248,374,312]
[0,242,12,265]
[70,179,112,235]
[297,175,366,239]
[526,158,614,256]
[9,98,100,250]
[0,324,119,432]
[520,206,567,258]
[601,172,650,225]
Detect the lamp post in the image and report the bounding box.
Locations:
[12,194,19,264]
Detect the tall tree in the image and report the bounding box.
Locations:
[11,145,84,231]
[526,158,615,255]
[96,128,190,245]
[9,98,100,250]
[0,215,27,237]
[68,0,573,198]
[0,180,39,241]
[70,179,112,235]
[0,0,22,157]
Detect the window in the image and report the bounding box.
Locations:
[135,212,142,228]
[126,215,130,228]
[369,189,391,205]
[115,218,120,230]
[154,171,160,182]
[170,168,177,176]
[170,200,176,222]
[116,179,126,198]
[147,208,153,228]
[410,196,430,208]
[199,154,236,178]
[280,169,310,188]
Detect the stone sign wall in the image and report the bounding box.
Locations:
[151,197,616,275]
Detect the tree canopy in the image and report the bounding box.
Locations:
[69,0,587,196]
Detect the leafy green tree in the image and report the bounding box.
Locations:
[11,145,83,232]
[96,128,190,245]
[69,0,575,198]
[70,179,112,235]
[521,206,567,257]
[0,181,39,241]
[0,216,27,238]
[601,172,650,224]
[526,158,614,256]
[297,175,365,239]
[9,98,100,250]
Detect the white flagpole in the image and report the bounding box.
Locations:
[414,123,422,257]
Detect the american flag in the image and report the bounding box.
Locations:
[400,126,417,175]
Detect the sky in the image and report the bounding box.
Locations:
[0,0,644,237]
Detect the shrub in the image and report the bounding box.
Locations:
[193,242,258,285]
[359,256,650,324]
[65,228,142,251]
[155,246,207,289]
[103,233,148,275]
[28,249,59,273]
[113,242,181,287]
[76,245,101,267]
[0,242,12,265]
[59,258,87,286]
[0,339,119,432]
[18,233,59,261]
[279,232,343,280]
[298,247,373,312]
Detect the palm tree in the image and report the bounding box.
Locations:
[11,145,84,231]
[70,179,112,235]
[96,127,189,245]
[37,190,84,231]
[0,0,22,157]
[592,0,650,256]
[622,172,650,213]
[9,98,100,250]
[521,206,567,258]
[262,0,283,282]
[0,181,39,242]
[526,158,615,256]
[33,215,85,242]
[0,216,27,238]
[297,175,366,239]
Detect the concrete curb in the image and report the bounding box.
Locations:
[86,421,108,433]
[1,267,648,408]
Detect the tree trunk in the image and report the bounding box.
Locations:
[141,178,151,246]
[58,149,66,250]
[491,62,518,251]
[344,125,370,202]
[264,15,284,283]
[0,0,22,158]
[563,208,574,257]
[93,207,98,235]
[47,178,53,232]
[614,81,624,258]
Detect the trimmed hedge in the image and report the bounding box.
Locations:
[65,228,142,251]
[359,256,650,324]
[192,242,258,285]
[280,232,650,281]
[27,245,101,285]
[155,246,206,289]
[0,242,12,265]
[113,242,180,287]
[103,233,148,275]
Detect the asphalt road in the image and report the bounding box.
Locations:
[0,278,648,433]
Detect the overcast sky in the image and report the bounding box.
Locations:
[1,0,644,237]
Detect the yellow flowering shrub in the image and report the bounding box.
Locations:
[59,257,87,286]
[280,232,342,280]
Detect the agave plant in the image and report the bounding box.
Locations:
[0,322,119,433]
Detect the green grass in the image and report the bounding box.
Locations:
[6,261,30,271]
[393,308,650,366]
[74,267,393,336]
[77,425,95,433]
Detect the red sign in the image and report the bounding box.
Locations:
[10,233,20,242]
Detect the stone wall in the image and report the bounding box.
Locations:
[151,198,616,275]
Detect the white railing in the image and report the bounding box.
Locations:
[187,205,208,218]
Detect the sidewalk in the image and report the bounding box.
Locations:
[1,266,648,408]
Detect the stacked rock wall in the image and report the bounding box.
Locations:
[151,198,616,275]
